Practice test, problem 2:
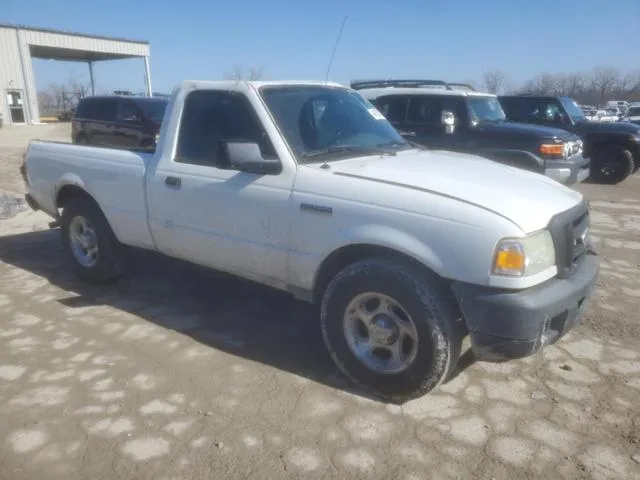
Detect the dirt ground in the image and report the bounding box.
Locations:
[0,124,639,480]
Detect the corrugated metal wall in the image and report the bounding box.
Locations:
[0,25,150,126]
[0,27,26,125]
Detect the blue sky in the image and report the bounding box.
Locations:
[3,0,640,95]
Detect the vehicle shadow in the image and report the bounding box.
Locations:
[0,228,473,402]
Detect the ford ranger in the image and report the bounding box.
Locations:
[22,80,599,403]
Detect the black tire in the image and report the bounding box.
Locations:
[320,257,463,403]
[60,197,126,283]
[589,145,634,184]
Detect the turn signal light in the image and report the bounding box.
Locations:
[540,144,564,155]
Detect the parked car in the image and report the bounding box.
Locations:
[498,95,640,184]
[22,79,599,403]
[72,95,168,151]
[352,79,589,185]
[624,103,640,126]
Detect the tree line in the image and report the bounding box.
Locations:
[481,67,640,106]
[37,65,640,116]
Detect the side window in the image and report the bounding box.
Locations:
[523,99,565,123]
[117,99,142,122]
[499,98,522,119]
[175,90,278,167]
[406,95,467,126]
[93,99,118,122]
[373,96,408,124]
[75,100,88,119]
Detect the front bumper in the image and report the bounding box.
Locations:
[451,255,599,362]
[545,153,590,184]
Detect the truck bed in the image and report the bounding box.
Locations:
[24,141,157,249]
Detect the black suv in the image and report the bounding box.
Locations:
[353,80,589,185]
[72,96,168,150]
[498,95,640,184]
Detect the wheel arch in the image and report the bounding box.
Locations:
[312,238,447,304]
[55,182,121,241]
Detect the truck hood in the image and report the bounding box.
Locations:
[574,119,640,136]
[319,149,582,233]
[478,120,578,141]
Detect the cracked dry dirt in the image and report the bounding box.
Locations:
[0,125,639,480]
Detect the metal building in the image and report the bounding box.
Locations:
[0,23,151,126]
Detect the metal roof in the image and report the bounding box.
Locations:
[0,22,148,45]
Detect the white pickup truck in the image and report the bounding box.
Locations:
[22,80,599,402]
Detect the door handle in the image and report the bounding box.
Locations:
[165,176,181,188]
[398,130,416,137]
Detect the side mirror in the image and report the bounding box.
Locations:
[223,141,281,175]
[442,110,456,134]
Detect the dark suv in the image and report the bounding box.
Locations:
[498,95,640,184]
[353,80,589,185]
[72,96,168,150]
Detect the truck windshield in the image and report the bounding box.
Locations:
[467,96,506,122]
[628,107,640,117]
[259,85,412,163]
[558,97,586,122]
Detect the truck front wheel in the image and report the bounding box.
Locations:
[589,145,634,184]
[60,198,126,283]
[320,258,463,403]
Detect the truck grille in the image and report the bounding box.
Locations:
[548,200,590,279]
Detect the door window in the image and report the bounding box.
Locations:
[117,99,142,122]
[175,90,278,167]
[523,99,567,123]
[92,99,118,122]
[406,95,467,126]
[373,96,409,124]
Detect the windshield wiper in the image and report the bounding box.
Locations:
[301,145,397,160]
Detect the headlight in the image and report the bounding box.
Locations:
[492,230,555,277]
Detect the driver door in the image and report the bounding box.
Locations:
[146,88,295,284]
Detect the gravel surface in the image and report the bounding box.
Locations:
[0,124,639,480]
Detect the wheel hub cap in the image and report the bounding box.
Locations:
[370,315,398,345]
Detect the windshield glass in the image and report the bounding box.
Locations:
[628,107,640,117]
[137,99,168,122]
[467,96,506,122]
[558,97,586,122]
[258,85,411,163]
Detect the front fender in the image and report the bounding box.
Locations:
[314,223,448,284]
[478,148,545,172]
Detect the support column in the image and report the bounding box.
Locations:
[88,61,95,96]
[144,56,152,97]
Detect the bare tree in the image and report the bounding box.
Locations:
[589,67,620,104]
[482,70,508,94]
[223,66,264,81]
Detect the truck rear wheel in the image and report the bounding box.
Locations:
[589,145,634,184]
[320,258,463,403]
[60,198,126,283]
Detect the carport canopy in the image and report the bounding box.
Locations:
[29,44,152,97]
